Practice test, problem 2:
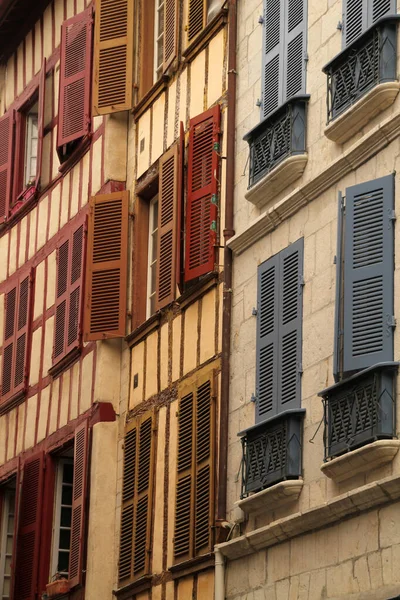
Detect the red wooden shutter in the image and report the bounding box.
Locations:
[58,8,93,148]
[156,146,178,310]
[84,191,129,340]
[69,420,89,589]
[1,285,17,400]
[54,238,70,363]
[184,105,220,282]
[176,122,185,291]
[0,110,15,223]
[35,59,46,190]
[14,452,45,600]
[163,0,178,71]
[10,457,21,600]
[66,221,86,354]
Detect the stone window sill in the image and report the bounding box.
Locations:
[237,479,303,517]
[321,439,400,483]
[245,154,308,209]
[324,81,400,144]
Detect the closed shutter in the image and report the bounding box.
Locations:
[156,146,178,310]
[1,285,17,400]
[284,0,306,101]
[343,0,395,47]
[133,417,153,577]
[35,60,46,190]
[69,420,89,589]
[185,105,220,282]
[176,122,185,290]
[84,191,129,340]
[9,458,21,600]
[262,0,284,117]
[371,0,395,22]
[163,0,178,71]
[54,239,70,363]
[0,110,15,223]
[188,0,206,43]
[14,452,45,600]
[93,0,134,115]
[58,8,93,148]
[343,175,394,373]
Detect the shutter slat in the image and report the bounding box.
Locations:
[175,391,194,561]
[35,60,46,190]
[176,122,185,290]
[0,110,15,223]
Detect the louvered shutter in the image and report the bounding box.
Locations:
[185,105,220,282]
[343,175,394,373]
[1,286,17,400]
[156,146,178,310]
[333,192,345,383]
[14,453,45,600]
[262,0,284,117]
[35,60,46,190]
[9,458,21,600]
[118,422,136,583]
[54,239,70,363]
[176,122,185,290]
[277,239,303,412]
[188,0,206,43]
[163,0,178,71]
[0,110,15,223]
[58,8,93,148]
[93,0,134,115]
[66,222,86,354]
[370,0,396,22]
[284,0,306,101]
[174,390,194,562]
[84,191,129,340]
[343,0,395,47]
[256,254,279,422]
[69,420,89,589]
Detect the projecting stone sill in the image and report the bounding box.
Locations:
[320,439,400,482]
[324,81,400,144]
[237,479,303,517]
[245,154,308,209]
[216,473,400,560]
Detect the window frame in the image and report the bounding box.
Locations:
[146,194,159,319]
[50,457,74,580]
[0,483,16,600]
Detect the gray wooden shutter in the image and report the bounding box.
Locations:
[343,0,395,47]
[256,254,279,422]
[277,239,303,412]
[262,0,284,118]
[343,175,395,373]
[370,0,396,24]
[284,0,306,101]
[333,192,345,383]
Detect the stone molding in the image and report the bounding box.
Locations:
[216,474,400,560]
[228,110,400,256]
[245,155,308,208]
[320,439,400,482]
[237,479,303,516]
[324,82,400,144]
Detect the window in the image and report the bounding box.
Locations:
[0,483,16,600]
[50,458,74,579]
[24,104,38,188]
[342,0,396,47]
[147,195,159,317]
[154,0,165,82]
[187,0,222,43]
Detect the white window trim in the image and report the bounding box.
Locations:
[154,0,165,83]
[24,106,38,188]
[50,458,73,580]
[146,195,159,319]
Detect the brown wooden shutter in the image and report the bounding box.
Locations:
[58,8,93,148]
[69,420,89,589]
[184,105,220,282]
[93,0,134,115]
[188,0,206,43]
[176,122,185,291]
[0,110,15,223]
[156,146,178,310]
[163,0,178,71]
[84,191,129,340]
[14,452,45,600]
[35,59,46,190]
[118,422,136,583]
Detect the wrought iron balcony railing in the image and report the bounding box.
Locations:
[323,16,399,123]
[239,410,305,498]
[244,96,309,189]
[319,363,398,461]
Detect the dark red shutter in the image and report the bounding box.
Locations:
[1,285,17,400]
[35,59,46,190]
[69,420,89,589]
[58,8,93,148]
[66,221,86,354]
[184,105,220,282]
[54,238,70,363]
[9,457,21,600]
[0,110,15,223]
[14,452,45,600]
[176,122,185,291]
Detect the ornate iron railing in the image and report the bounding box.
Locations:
[319,363,398,460]
[239,410,304,498]
[323,17,398,122]
[244,96,309,189]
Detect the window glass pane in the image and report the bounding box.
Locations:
[60,506,72,528]
[59,528,71,550]
[61,484,73,506]
[64,463,74,484]
[3,577,10,595]
[57,550,69,574]
[152,231,157,261]
[4,556,12,573]
[6,535,13,554]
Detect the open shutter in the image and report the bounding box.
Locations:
[163,0,178,71]
[9,458,21,600]
[343,175,395,373]
[54,239,70,363]
[66,221,86,354]
[1,285,17,400]
[0,110,14,223]
[188,0,206,42]
[284,0,306,101]
[93,0,134,115]
[174,390,194,562]
[156,146,178,310]
[35,59,46,190]
[14,452,45,600]
[262,0,284,117]
[58,8,93,148]
[118,422,136,583]
[84,191,129,340]
[176,122,185,291]
[256,254,279,422]
[185,105,220,282]
[277,239,303,412]
[69,420,89,589]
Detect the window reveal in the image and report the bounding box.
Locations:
[154,0,165,82]
[0,487,16,600]
[51,459,74,579]
[24,104,38,188]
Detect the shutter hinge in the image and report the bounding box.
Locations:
[389,210,396,222]
[333,255,337,265]
[250,394,257,403]
[213,142,220,152]
[298,363,303,375]
[387,315,396,328]
[252,307,258,316]
[211,194,219,205]
[299,275,305,287]
[256,98,262,108]
[304,52,309,62]
[258,15,264,24]
[337,21,343,31]
[210,220,217,231]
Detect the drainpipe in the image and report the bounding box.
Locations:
[214,546,225,600]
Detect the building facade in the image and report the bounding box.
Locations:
[217,0,400,599]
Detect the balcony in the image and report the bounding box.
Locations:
[244,97,309,208]
[239,410,305,499]
[323,16,400,144]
